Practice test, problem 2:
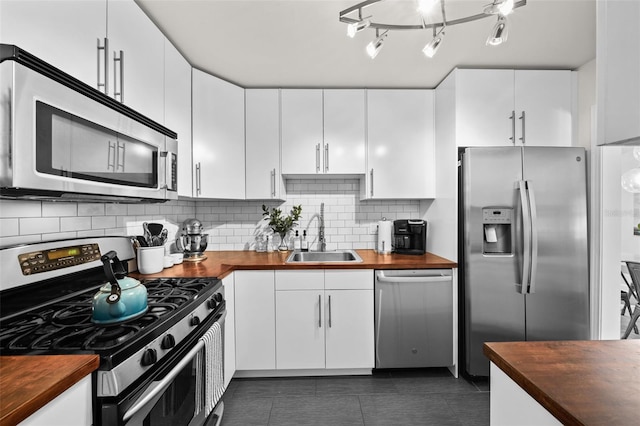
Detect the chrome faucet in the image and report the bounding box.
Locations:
[318,202,326,252]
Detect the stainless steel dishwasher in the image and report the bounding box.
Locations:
[374,269,453,368]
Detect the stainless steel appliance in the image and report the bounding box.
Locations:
[176,218,209,261]
[0,237,226,425]
[374,269,453,368]
[0,44,178,203]
[459,147,589,377]
[393,219,427,255]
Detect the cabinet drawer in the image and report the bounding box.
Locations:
[325,270,373,290]
[275,270,324,290]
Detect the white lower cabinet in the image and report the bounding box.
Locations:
[234,271,276,370]
[274,269,374,371]
[222,273,236,388]
[19,375,92,426]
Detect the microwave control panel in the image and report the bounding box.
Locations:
[18,244,101,275]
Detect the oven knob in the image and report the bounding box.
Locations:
[141,348,157,366]
[190,316,201,326]
[213,293,223,303]
[161,334,176,349]
[207,298,218,310]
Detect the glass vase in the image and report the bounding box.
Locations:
[278,232,289,252]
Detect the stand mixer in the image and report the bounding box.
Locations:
[176,218,208,262]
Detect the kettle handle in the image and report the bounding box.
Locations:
[101,251,126,304]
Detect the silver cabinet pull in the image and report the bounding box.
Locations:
[195,162,202,196]
[107,141,116,170]
[318,294,322,328]
[370,169,374,197]
[113,50,124,102]
[519,111,526,144]
[324,144,329,173]
[316,144,321,173]
[328,295,332,328]
[509,110,516,144]
[270,168,276,197]
[116,141,125,172]
[97,38,108,94]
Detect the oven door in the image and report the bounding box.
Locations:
[118,311,226,426]
[0,59,177,202]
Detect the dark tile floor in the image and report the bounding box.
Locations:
[220,368,490,426]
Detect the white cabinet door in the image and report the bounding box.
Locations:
[192,68,245,199]
[366,90,436,199]
[281,89,323,175]
[234,271,276,370]
[323,90,366,174]
[222,273,236,388]
[107,0,165,124]
[455,69,515,147]
[0,0,106,89]
[164,39,192,197]
[514,70,573,146]
[245,89,283,199]
[275,290,326,369]
[325,289,374,369]
[20,376,92,426]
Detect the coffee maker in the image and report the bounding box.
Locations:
[393,219,427,255]
[176,218,208,261]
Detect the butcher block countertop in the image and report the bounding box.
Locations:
[0,355,99,426]
[135,249,457,280]
[484,340,640,425]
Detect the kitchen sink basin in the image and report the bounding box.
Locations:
[285,250,363,263]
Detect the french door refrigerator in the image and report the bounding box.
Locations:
[460,147,589,377]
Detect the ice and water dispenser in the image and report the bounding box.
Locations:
[482,208,512,255]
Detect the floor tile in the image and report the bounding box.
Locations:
[360,393,463,426]
[391,375,478,394]
[232,377,316,398]
[269,395,364,426]
[444,392,490,426]
[315,375,398,396]
[220,396,273,426]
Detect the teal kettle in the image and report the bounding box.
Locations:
[92,250,148,325]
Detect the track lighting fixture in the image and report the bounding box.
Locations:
[366,30,388,59]
[423,27,445,58]
[486,16,508,46]
[339,0,526,59]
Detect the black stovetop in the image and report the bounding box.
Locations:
[0,277,218,357]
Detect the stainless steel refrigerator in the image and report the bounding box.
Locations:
[460,147,589,377]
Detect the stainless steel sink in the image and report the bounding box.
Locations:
[285,250,363,263]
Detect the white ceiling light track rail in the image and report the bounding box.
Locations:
[339,0,527,59]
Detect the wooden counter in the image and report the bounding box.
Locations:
[0,355,99,426]
[134,249,457,280]
[484,340,640,425]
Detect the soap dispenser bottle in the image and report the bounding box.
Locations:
[301,230,309,252]
[293,230,301,250]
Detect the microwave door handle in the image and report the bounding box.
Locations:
[122,339,205,422]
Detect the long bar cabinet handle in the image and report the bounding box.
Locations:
[97,38,108,94]
[519,111,526,145]
[318,294,322,328]
[509,110,516,144]
[113,50,124,102]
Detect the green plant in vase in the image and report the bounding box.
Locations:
[262,204,302,251]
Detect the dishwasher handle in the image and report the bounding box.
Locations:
[375,270,452,283]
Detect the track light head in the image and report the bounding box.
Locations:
[484,0,515,16]
[486,16,508,46]
[366,31,388,59]
[347,19,371,38]
[417,0,439,15]
[423,27,445,58]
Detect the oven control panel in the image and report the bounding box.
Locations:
[19,243,101,275]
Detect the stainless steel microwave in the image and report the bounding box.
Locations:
[0,44,177,203]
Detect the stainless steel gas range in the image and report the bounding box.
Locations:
[0,236,226,426]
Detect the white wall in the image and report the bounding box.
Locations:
[0,178,422,252]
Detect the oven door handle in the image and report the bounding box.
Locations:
[122,339,205,422]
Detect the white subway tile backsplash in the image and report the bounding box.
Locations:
[42,203,77,217]
[61,216,92,232]
[0,200,41,218]
[20,217,59,235]
[0,218,19,236]
[78,203,105,216]
[91,216,117,230]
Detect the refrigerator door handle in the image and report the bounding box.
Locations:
[518,180,532,294]
[527,183,539,294]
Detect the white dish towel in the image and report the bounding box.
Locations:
[200,321,225,417]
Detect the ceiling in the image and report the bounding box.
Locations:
[135,0,596,89]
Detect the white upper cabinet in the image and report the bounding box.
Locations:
[0,0,167,124]
[454,69,574,147]
[0,0,106,88]
[192,68,245,199]
[164,39,192,197]
[107,0,165,124]
[598,0,640,145]
[245,89,284,200]
[365,89,436,199]
[281,89,366,175]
